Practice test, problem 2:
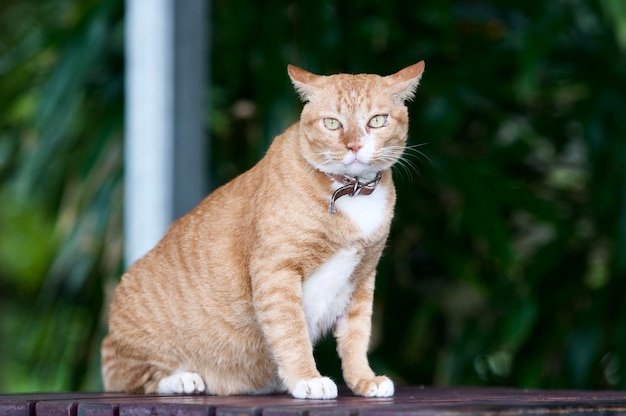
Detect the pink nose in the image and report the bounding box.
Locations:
[347,141,363,153]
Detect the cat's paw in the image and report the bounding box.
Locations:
[292,377,338,399]
[351,376,394,398]
[157,371,206,394]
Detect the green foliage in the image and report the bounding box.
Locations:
[2,0,626,392]
[0,0,124,391]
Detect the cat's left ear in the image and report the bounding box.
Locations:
[288,65,323,102]
[385,61,425,104]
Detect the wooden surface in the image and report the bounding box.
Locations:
[2,386,626,416]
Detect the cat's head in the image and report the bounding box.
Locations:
[288,62,424,180]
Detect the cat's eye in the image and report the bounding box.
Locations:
[323,118,342,130]
[368,115,388,128]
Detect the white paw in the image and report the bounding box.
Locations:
[352,376,394,398]
[157,371,206,394]
[292,377,338,399]
[368,377,394,397]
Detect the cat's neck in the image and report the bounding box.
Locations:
[326,172,383,215]
[264,125,391,220]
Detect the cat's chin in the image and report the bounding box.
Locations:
[338,162,382,180]
[306,155,382,181]
[313,160,380,180]
[324,169,381,183]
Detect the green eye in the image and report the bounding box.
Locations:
[368,115,388,128]
[323,118,342,130]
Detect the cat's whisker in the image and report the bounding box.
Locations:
[319,151,335,165]
[402,143,433,166]
[307,151,337,179]
[378,145,428,181]
[303,163,319,181]
[396,144,431,165]
[383,154,411,181]
[395,156,421,181]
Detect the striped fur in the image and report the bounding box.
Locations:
[101,62,425,399]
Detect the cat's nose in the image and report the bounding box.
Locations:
[346,141,363,153]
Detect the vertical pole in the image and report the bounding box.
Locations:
[125,0,174,267]
[125,0,208,267]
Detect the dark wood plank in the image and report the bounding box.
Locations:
[76,403,117,416]
[34,402,77,416]
[119,403,212,416]
[0,400,30,416]
[214,406,262,416]
[2,387,626,416]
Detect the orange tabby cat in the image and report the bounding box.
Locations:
[101,61,425,399]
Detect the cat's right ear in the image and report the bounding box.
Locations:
[288,65,322,102]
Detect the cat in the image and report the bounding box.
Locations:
[101,61,425,399]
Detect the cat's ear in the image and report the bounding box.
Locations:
[385,61,425,104]
[287,65,323,102]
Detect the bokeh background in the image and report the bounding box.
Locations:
[2,0,626,392]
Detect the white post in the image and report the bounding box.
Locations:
[125,0,208,267]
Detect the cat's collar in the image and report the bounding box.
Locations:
[326,172,383,214]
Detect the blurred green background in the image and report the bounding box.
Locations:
[2,0,626,392]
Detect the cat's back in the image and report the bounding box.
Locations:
[107,153,272,339]
[108,125,308,322]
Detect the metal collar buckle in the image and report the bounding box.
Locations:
[328,171,382,214]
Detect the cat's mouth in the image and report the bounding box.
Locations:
[312,153,383,181]
[341,160,374,177]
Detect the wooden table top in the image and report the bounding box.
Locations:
[2,386,626,416]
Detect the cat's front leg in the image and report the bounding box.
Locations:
[334,272,394,398]
[251,269,337,399]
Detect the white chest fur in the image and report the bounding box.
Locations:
[333,184,389,238]
[302,248,359,342]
